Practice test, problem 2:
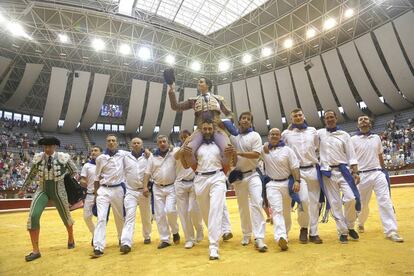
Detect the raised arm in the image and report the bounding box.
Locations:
[168,84,193,112]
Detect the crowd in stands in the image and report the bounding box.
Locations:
[381,118,414,171]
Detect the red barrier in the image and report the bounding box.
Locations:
[1,174,413,211]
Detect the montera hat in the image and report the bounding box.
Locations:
[38,136,61,146]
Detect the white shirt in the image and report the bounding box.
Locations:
[230,131,262,171]
[124,151,148,190]
[43,152,56,181]
[95,150,128,185]
[174,147,195,181]
[282,127,319,166]
[262,146,299,180]
[145,148,177,185]
[351,134,383,171]
[318,129,358,171]
[196,143,222,173]
[81,162,96,193]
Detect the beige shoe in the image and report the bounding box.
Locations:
[184,241,194,249]
[241,236,251,246]
[358,225,365,233]
[388,233,404,243]
[255,239,268,252]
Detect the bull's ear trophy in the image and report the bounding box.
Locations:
[163,68,175,85]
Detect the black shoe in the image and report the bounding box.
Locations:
[120,245,131,254]
[278,238,288,251]
[157,242,171,249]
[173,233,180,245]
[91,249,104,258]
[67,242,75,249]
[25,252,41,262]
[299,228,308,244]
[339,235,348,244]
[144,238,151,244]
[348,229,359,240]
[222,232,233,241]
[309,235,323,244]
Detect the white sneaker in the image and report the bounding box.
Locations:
[209,248,219,260]
[196,231,204,243]
[184,241,194,249]
[241,236,251,246]
[388,233,404,243]
[255,239,268,252]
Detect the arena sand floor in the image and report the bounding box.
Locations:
[1,187,413,276]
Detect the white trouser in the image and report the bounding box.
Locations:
[194,171,227,251]
[175,180,203,242]
[83,194,96,235]
[266,180,291,242]
[234,173,266,240]
[93,185,125,251]
[357,170,398,237]
[298,167,321,236]
[222,200,232,234]
[323,170,357,235]
[120,188,152,247]
[153,184,179,243]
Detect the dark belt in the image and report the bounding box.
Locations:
[127,187,143,191]
[196,169,223,176]
[269,178,289,182]
[156,183,174,187]
[181,179,194,182]
[101,183,123,188]
[359,168,382,174]
[330,165,341,169]
[242,169,254,175]
[300,165,315,169]
[86,192,94,195]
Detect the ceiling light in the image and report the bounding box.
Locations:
[58,33,69,43]
[190,60,201,72]
[261,47,272,57]
[119,43,131,55]
[323,18,337,30]
[7,22,31,39]
[242,53,252,64]
[306,28,317,39]
[92,38,105,51]
[218,60,231,72]
[138,46,151,60]
[0,13,5,23]
[344,8,354,18]
[283,38,293,49]
[165,54,175,65]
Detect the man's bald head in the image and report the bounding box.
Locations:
[130,137,143,152]
[268,128,281,145]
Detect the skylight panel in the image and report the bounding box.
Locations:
[134,0,269,35]
[135,0,160,13]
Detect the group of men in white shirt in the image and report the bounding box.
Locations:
[227,108,403,254]
[80,128,235,260]
[80,107,403,261]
